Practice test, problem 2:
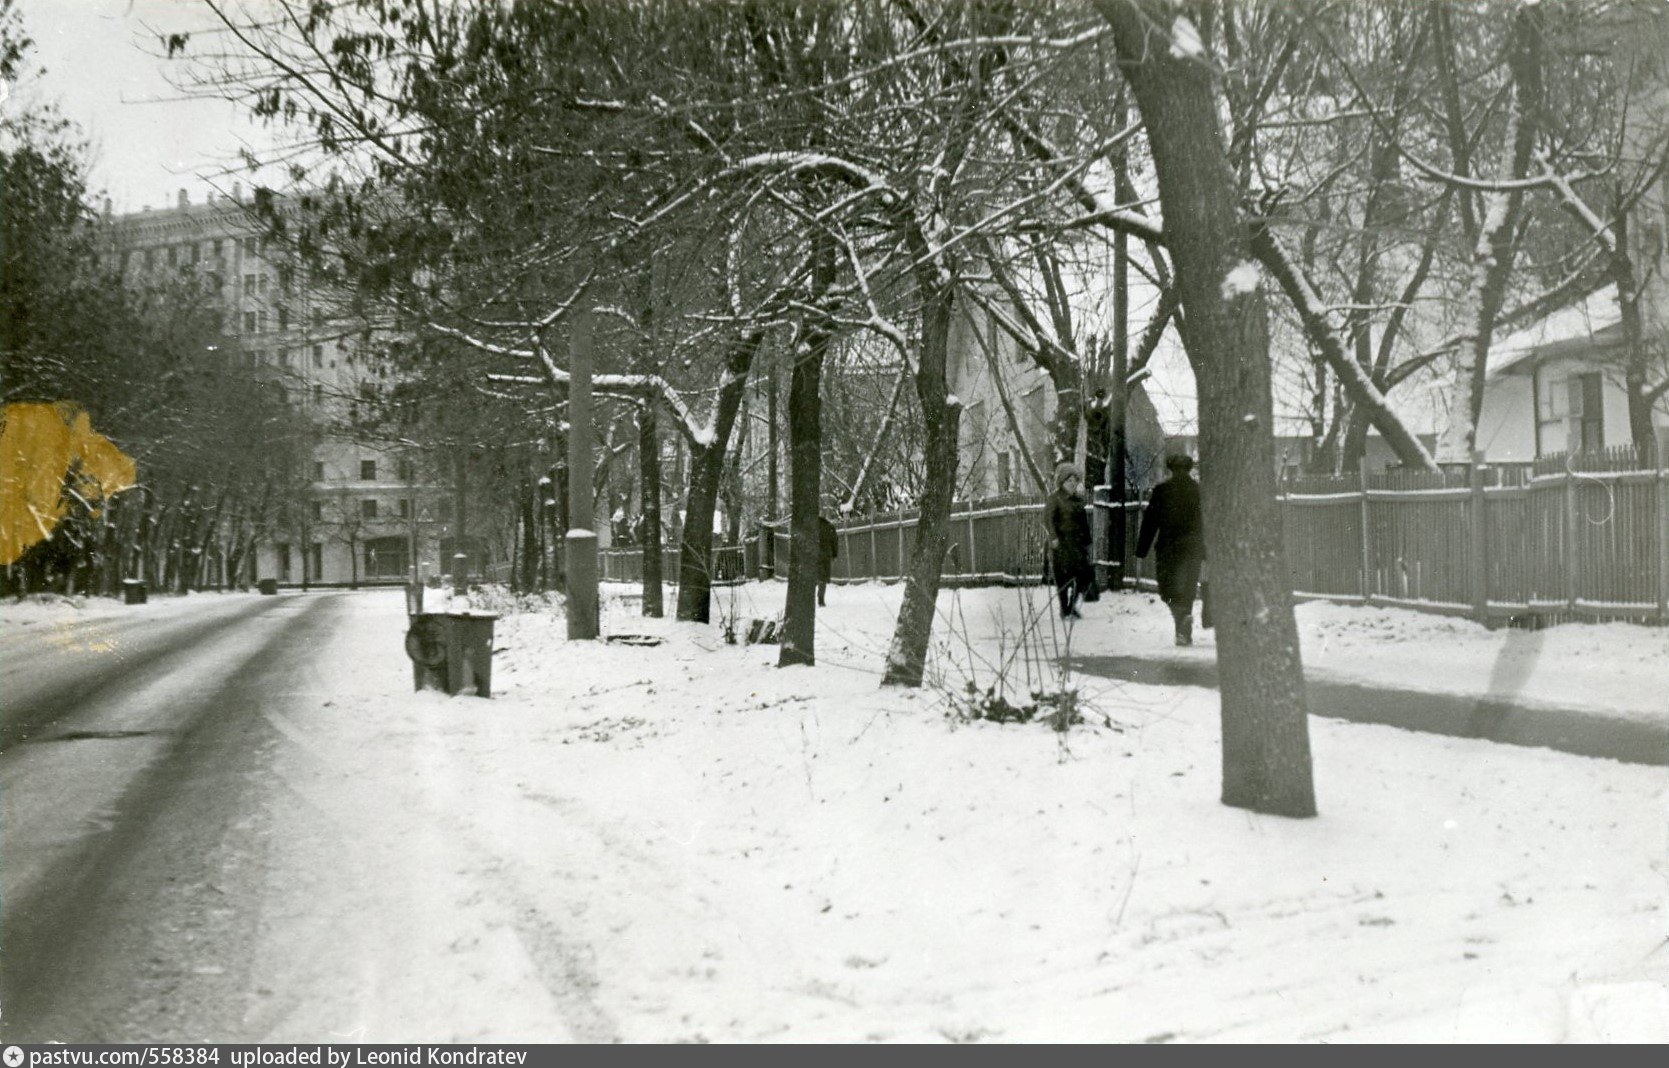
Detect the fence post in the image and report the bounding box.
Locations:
[1358,456,1372,604]
[897,506,906,580]
[966,505,978,577]
[1657,454,1668,624]
[1468,450,1489,623]
[1565,465,1579,613]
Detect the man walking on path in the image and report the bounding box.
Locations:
[818,510,839,607]
[1137,453,1206,645]
[1046,462,1093,620]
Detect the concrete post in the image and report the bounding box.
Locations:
[1565,466,1580,612]
[1656,455,1667,624]
[1358,455,1373,603]
[567,308,599,640]
[1468,451,1489,622]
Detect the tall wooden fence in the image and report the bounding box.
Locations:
[599,449,1669,625]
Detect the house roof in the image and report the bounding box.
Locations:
[1489,288,1622,377]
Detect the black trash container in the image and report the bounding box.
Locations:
[122,579,148,605]
[405,612,498,697]
[258,578,279,595]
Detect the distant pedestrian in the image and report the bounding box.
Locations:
[818,510,839,607]
[1046,462,1093,619]
[1136,453,1205,645]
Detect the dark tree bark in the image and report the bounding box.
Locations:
[779,243,836,667]
[1097,0,1316,817]
[676,331,764,623]
[881,270,960,688]
[638,405,664,617]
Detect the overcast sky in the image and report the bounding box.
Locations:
[21,0,276,213]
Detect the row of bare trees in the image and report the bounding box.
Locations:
[171,0,1669,817]
[1,0,316,598]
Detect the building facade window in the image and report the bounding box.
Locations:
[312,344,324,366]
[309,543,322,578]
[310,500,323,521]
[361,459,377,480]
[312,461,325,480]
[276,543,292,582]
[361,499,379,520]
[243,311,257,334]
[312,385,323,405]
[277,305,289,330]
[398,498,410,518]
[1570,372,1605,454]
[397,459,414,480]
[257,310,268,334]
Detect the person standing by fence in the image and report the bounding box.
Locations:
[818,510,839,607]
[1047,462,1094,620]
[1137,453,1206,645]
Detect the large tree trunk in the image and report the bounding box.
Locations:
[676,332,764,623]
[779,313,834,666]
[1098,0,1316,817]
[882,274,960,688]
[639,406,664,617]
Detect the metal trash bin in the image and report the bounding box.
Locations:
[122,579,148,605]
[405,611,498,697]
[258,578,279,595]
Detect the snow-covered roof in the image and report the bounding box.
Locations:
[1489,288,1622,377]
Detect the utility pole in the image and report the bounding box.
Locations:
[566,307,600,639]
[766,347,779,578]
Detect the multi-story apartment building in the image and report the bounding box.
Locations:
[101,187,449,587]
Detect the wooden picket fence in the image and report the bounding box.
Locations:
[598,447,1669,625]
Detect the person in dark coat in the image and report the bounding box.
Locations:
[1046,462,1094,619]
[1136,453,1205,645]
[817,511,839,607]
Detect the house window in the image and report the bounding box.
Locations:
[313,385,323,405]
[997,451,1013,494]
[1569,372,1604,454]
[257,310,268,334]
[309,542,322,578]
[243,272,256,294]
[278,347,290,366]
[311,461,324,480]
[312,344,324,367]
[278,305,289,330]
[310,500,323,521]
[167,246,177,266]
[276,543,292,582]
[397,459,414,480]
[398,498,410,518]
[258,274,268,295]
[243,311,257,334]
[361,499,379,520]
[361,459,377,481]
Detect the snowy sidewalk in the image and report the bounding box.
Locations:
[1068,651,1667,766]
[299,583,1665,1042]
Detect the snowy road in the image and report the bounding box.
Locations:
[1,592,605,1043]
[2,593,338,1039]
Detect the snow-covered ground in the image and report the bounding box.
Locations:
[8,583,1667,1041]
